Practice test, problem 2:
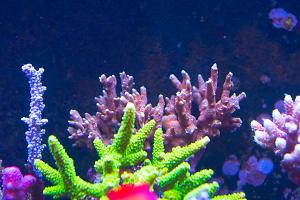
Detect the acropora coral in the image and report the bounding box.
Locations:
[68,64,246,150]
[35,103,246,200]
[67,64,246,180]
[21,64,48,178]
[163,65,246,146]
[251,94,300,186]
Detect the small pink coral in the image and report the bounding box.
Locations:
[251,94,300,185]
[2,166,36,200]
[237,156,272,188]
[107,183,157,200]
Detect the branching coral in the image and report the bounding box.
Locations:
[68,72,164,149]
[68,64,245,150]
[35,103,245,200]
[21,64,48,177]
[251,94,300,185]
[163,64,246,146]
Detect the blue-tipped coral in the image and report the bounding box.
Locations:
[35,103,245,199]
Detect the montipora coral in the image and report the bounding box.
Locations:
[68,64,246,149]
[35,103,245,199]
[251,94,300,185]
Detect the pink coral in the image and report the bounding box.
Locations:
[2,166,36,200]
[251,94,300,185]
[221,155,273,190]
[68,64,245,152]
[237,156,272,188]
[107,184,157,200]
[68,72,163,149]
[163,64,246,146]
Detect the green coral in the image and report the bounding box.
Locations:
[35,102,246,200]
[35,136,105,199]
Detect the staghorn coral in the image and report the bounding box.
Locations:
[35,103,245,200]
[68,64,245,150]
[251,94,300,185]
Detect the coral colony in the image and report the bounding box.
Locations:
[68,64,246,150]
[67,64,246,172]
[5,62,300,200]
[2,6,300,200]
[6,63,300,199]
[35,104,246,199]
[251,95,300,186]
[0,64,250,200]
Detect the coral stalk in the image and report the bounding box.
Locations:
[21,64,48,178]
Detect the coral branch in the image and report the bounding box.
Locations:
[21,64,48,178]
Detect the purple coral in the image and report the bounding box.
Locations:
[237,156,273,188]
[21,64,48,177]
[269,8,298,31]
[222,155,240,176]
[2,166,36,200]
[251,94,300,185]
[68,64,245,152]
